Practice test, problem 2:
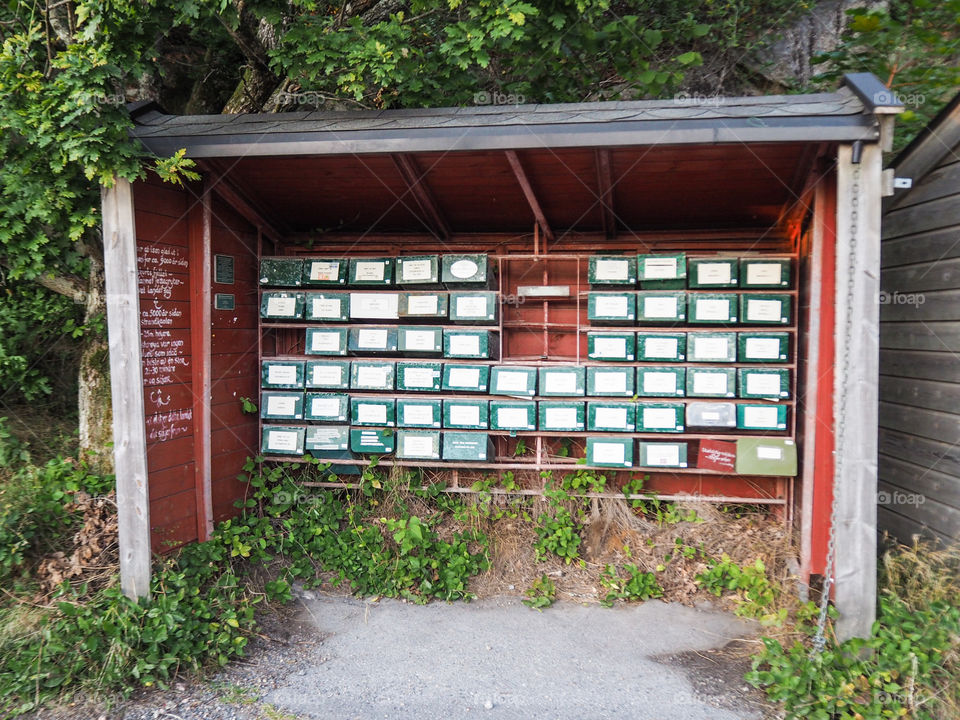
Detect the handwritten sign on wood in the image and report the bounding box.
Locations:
[146,407,194,443]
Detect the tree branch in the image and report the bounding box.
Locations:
[34,272,88,304]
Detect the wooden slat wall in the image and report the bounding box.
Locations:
[208,196,259,522]
[880,149,960,545]
[134,177,199,552]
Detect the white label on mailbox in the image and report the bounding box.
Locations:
[307,428,344,449]
[643,337,679,359]
[448,334,481,356]
[404,330,438,351]
[692,336,729,360]
[405,294,439,315]
[595,407,628,428]
[401,259,434,282]
[267,365,299,386]
[593,442,625,464]
[643,257,677,279]
[697,262,731,285]
[643,408,677,429]
[356,403,387,424]
[594,295,629,317]
[593,337,627,358]
[746,373,783,396]
[746,263,783,285]
[746,299,783,322]
[402,434,436,457]
[757,445,784,460]
[645,444,680,466]
[447,367,481,387]
[456,296,489,317]
[266,296,297,317]
[402,404,435,425]
[356,365,391,387]
[495,371,530,393]
[643,296,678,318]
[745,337,781,359]
[309,260,341,282]
[354,261,385,281]
[267,395,298,416]
[311,364,343,386]
[356,328,389,349]
[594,371,628,393]
[311,297,342,318]
[311,331,342,352]
[497,408,530,428]
[594,259,629,281]
[744,406,779,427]
[267,429,299,452]
[403,367,436,387]
[311,397,341,417]
[545,371,578,394]
[350,293,399,319]
[693,372,729,395]
[450,259,479,279]
[643,372,677,394]
[695,298,731,321]
[545,407,578,428]
[449,404,481,426]
[702,411,721,421]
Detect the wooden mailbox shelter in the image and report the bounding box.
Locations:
[103,73,901,639]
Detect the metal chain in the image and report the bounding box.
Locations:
[812,157,861,654]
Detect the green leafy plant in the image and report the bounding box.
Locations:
[599,564,663,606]
[239,397,258,414]
[523,574,556,611]
[697,554,784,625]
[534,508,581,564]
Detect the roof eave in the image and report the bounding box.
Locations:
[133,114,879,158]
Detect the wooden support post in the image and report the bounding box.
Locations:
[189,183,213,541]
[833,142,882,641]
[102,178,151,599]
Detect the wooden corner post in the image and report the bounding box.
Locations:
[102,178,151,599]
[833,142,882,640]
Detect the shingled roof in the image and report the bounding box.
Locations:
[130,74,901,158]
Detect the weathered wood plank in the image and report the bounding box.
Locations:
[878,375,960,414]
[881,227,960,268]
[882,256,960,293]
[880,321,960,351]
[883,195,960,239]
[879,428,960,478]
[833,142,880,641]
[879,401,960,445]
[889,161,960,210]
[878,453,960,510]
[879,480,960,539]
[880,349,960,382]
[878,506,951,546]
[102,179,152,600]
[880,288,960,321]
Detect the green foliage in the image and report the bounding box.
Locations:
[599,563,662,606]
[748,596,960,719]
[523,574,556,610]
[697,554,784,625]
[633,494,701,525]
[534,508,581,563]
[813,0,960,152]
[239,397,259,414]
[0,453,112,585]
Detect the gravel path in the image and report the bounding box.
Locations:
[102,593,778,720]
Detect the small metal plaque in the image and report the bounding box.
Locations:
[215,254,235,285]
[215,293,235,310]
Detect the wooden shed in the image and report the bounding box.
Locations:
[879,93,960,545]
[102,73,902,640]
